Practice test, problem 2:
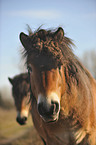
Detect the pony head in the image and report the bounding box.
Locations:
[8,73,31,125]
[20,27,73,122]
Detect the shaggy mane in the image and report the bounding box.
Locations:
[22,26,91,86]
[23,27,76,68]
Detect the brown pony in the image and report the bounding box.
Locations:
[20,27,96,145]
[8,73,31,125]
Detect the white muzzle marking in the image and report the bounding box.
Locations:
[38,92,60,113]
[17,110,28,118]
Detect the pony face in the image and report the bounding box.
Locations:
[8,73,31,125]
[13,90,31,125]
[20,27,66,122]
[28,64,65,122]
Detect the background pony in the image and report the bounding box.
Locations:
[8,73,46,145]
[8,73,31,125]
[20,27,96,145]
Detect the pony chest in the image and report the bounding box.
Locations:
[43,118,88,145]
[43,120,71,144]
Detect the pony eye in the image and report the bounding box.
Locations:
[27,65,32,73]
[58,66,62,76]
[59,66,61,70]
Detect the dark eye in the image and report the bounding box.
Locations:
[59,66,61,71]
[58,66,61,76]
[27,65,32,73]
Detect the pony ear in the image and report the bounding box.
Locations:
[19,32,30,50]
[54,27,64,41]
[8,77,13,85]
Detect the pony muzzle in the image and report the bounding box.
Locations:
[37,93,60,122]
[16,111,28,125]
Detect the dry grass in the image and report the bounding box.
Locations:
[0,108,43,145]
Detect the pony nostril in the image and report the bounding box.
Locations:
[51,101,59,114]
[23,117,27,121]
[38,103,45,116]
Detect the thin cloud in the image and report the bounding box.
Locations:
[7,10,62,19]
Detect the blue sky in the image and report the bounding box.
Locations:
[0,0,96,88]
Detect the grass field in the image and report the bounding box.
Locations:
[0,108,43,145]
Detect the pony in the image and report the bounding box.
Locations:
[8,73,31,125]
[20,27,96,145]
[8,73,46,145]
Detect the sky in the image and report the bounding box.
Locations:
[0,0,96,89]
